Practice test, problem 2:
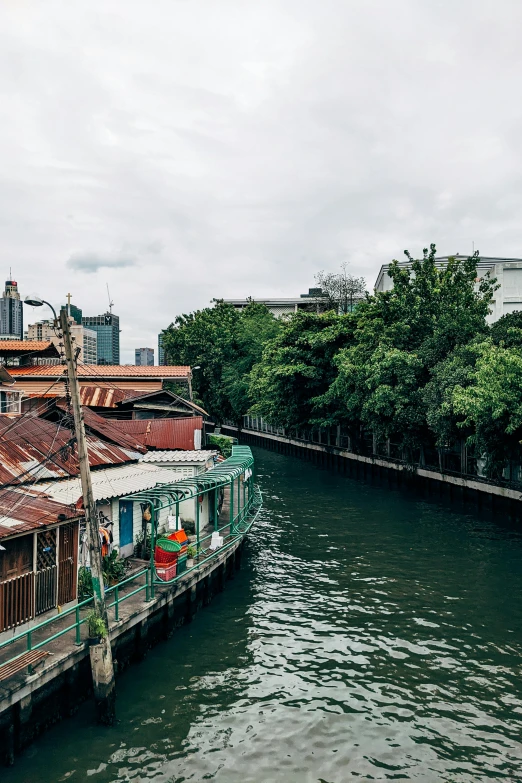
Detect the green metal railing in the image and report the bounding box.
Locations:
[0,567,151,671]
[123,445,259,595]
[0,447,262,674]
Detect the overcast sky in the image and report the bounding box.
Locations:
[2,1,522,362]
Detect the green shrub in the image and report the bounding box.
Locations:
[87,610,107,640]
[208,434,234,458]
[78,566,93,601]
[102,550,126,585]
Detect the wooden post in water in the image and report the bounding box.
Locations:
[60,309,116,725]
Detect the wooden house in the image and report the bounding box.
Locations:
[0,490,83,634]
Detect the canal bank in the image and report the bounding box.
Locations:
[3,445,522,783]
[0,446,262,766]
[221,423,522,519]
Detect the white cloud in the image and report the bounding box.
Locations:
[1,0,522,361]
[67,252,136,273]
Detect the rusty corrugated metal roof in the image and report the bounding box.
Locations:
[0,416,140,486]
[79,386,132,407]
[110,416,203,451]
[0,488,83,540]
[55,400,147,453]
[9,365,190,378]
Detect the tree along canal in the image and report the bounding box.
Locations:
[4,446,522,782]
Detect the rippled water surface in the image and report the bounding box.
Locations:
[6,447,522,782]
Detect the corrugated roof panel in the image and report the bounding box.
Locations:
[38,464,184,505]
[140,450,217,463]
[0,488,83,540]
[111,417,203,451]
[0,415,138,485]
[55,400,147,452]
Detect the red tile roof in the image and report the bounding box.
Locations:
[110,416,203,451]
[0,488,83,540]
[9,365,190,378]
[0,341,55,352]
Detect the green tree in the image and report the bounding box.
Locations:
[490,310,522,348]
[452,341,522,477]
[161,300,279,424]
[319,245,496,451]
[423,340,483,449]
[249,311,356,430]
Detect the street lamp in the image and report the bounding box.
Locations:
[24,295,58,322]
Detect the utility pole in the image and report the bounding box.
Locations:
[59,309,116,724]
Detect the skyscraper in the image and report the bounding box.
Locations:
[0,279,23,340]
[82,312,120,364]
[61,303,83,325]
[158,333,166,365]
[135,347,154,366]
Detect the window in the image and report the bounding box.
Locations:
[0,390,21,414]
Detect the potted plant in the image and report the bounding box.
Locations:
[102,550,126,587]
[186,545,197,568]
[87,610,108,645]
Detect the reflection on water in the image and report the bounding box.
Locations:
[5,447,522,782]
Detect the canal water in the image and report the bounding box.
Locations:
[5,447,522,782]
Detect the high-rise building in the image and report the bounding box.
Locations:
[61,303,83,325]
[135,347,154,366]
[82,313,120,365]
[27,319,97,363]
[0,279,23,340]
[158,333,166,365]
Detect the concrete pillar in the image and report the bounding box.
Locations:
[134,619,148,662]
[218,562,225,592]
[186,584,197,622]
[89,640,116,725]
[64,664,80,716]
[5,720,15,765]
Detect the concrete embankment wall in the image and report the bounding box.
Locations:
[223,426,522,520]
[0,541,244,766]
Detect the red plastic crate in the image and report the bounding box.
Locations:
[155,561,177,581]
[168,530,188,546]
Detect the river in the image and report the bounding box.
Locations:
[4,446,522,782]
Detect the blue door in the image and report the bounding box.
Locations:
[119,501,134,557]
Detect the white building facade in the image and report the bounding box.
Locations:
[374,256,522,323]
[27,319,97,363]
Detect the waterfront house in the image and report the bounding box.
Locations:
[139,450,219,533]
[0,489,83,634]
[104,388,208,420]
[38,463,186,559]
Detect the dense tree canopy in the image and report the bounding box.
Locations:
[249,311,356,429]
[161,248,522,479]
[314,246,496,452]
[161,300,279,424]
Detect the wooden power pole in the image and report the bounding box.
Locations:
[60,309,116,724]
